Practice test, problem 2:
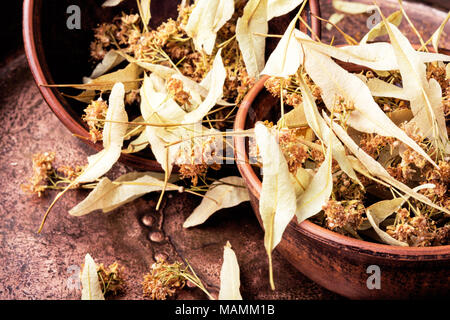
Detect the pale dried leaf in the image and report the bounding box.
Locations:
[136,61,177,79]
[359,184,436,230]
[102,0,124,7]
[359,198,404,231]
[77,82,128,183]
[255,122,296,288]
[298,76,360,184]
[296,32,450,71]
[295,141,333,223]
[267,0,304,21]
[277,104,307,127]
[88,50,125,80]
[359,76,409,100]
[122,131,149,154]
[124,116,145,140]
[236,0,268,78]
[183,177,249,228]
[70,173,179,216]
[218,242,242,300]
[140,0,151,27]
[172,73,233,107]
[360,10,402,44]
[431,11,450,53]
[79,63,142,91]
[185,0,234,55]
[81,254,104,300]
[326,117,450,215]
[302,44,437,167]
[326,13,345,31]
[182,49,226,124]
[261,17,303,77]
[366,210,409,246]
[140,74,187,175]
[332,0,376,14]
[383,22,448,152]
[290,167,312,196]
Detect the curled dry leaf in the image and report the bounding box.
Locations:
[332,0,376,14]
[366,210,409,247]
[81,254,105,300]
[383,22,449,152]
[218,242,242,300]
[266,0,304,21]
[182,49,227,124]
[102,0,124,7]
[172,73,233,107]
[431,11,450,53]
[88,50,125,80]
[78,82,128,184]
[70,172,180,216]
[122,131,149,154]
[296,32,450,71]
[80,63,142,91]
[139,0,151,27]
[298,75,360,184]
[301,43,437,167]
[184,0,234,55]
[359,198,404,231]
[326,13,345,31]
[183,177,249,228]
[277,104,308,128]
[140,74,187,176]
[124,116,145,140]
[360,10,402,44]
[295,139,333,224]
[359,75,409,100]
[297,38,401,71]
[255,122,296,289]
[359,184,436,230]
[135,61,177,79]
[236,0,268,79]
[261,18,303,78]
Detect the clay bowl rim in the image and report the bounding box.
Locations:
[234,73,450,260]
[22,0,164,172]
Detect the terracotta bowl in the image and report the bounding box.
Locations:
[22,0,320,171]
[234,75,450,298]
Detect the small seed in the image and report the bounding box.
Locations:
[149,231,165,243]
[141,215,155,227]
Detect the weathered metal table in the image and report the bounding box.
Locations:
[0,0,448,299]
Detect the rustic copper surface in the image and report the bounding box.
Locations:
[234,1,450,299]
[3,0,448,300]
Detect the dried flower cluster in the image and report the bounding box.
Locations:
[21,152,84,197]
[142,259,187,300]
[82,98,108,143]
[21,152,56,197]
[97,262,126,296]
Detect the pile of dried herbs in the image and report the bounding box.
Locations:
[80,241,241,300]
[23,0,450,297]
